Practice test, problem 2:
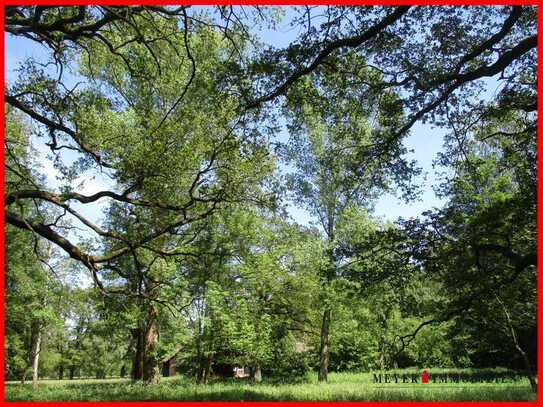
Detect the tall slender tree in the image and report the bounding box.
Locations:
[282,55,419,381]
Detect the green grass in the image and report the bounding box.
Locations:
[5,370,535,401]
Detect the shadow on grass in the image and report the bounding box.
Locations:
[5,373,534,402]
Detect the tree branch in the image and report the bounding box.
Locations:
[246,6,411,109]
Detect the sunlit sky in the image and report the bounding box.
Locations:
[5,8,450,237]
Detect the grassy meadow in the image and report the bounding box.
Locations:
[5,370,535,401]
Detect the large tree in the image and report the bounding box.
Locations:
[6,8,277,383]
[393,97,537,389]
[281,53,420,381]
[6,5,536,296]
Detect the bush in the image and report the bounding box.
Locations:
[264,350,311,381]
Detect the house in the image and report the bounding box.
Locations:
[233,366,250,378]
[294,341,310,353]
[162,356,177,377]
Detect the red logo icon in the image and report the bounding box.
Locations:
[421,370,429,384]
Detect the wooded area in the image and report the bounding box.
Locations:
[4,5,537,401]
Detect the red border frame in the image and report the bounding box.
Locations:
[1,2,540,406]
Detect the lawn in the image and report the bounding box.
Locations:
[5,370,535,401]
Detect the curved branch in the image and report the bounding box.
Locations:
[246,6,411,109]
[393,34,537,139]
[392,247,536,357]
[407,6,525,92]
[5,94,113,168]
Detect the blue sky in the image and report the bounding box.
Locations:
[5,9,447,233]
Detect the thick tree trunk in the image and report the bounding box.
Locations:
[250,364,262,383]
[318,307,331,382]
[131,328,144,381]
[69,366,75,380]
[133,317,160,384]
[58,364,64,380]
[30,322,42,390]
[142,306,160,384]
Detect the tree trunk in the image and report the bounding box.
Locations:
[202,354,213,385]
[250,364,262,383]
[318,234,335,384]
[516,344,537,394]
[318,307,331,382]
[142,306,160,384]
[56,335,65,381]
[196,359,204,384]
[379,351,385,370]
[131,328,144,381]
[494,293,537,394]
[196,324,204,384]
[30,321,42,390]
[69,366,75,380]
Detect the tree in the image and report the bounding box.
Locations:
[6,10,277,383]
[282,54,418,381]
[5,108,67,388]
[5,226,64,388]
[7,5,536,262]
[393,91,536,390]
[247,6,536,131]
[179,208,320,383]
